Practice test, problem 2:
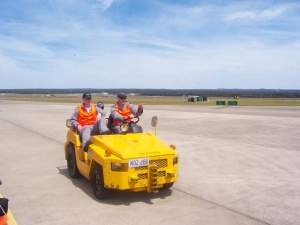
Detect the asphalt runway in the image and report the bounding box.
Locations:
[0,100,300,225]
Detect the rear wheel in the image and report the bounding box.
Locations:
[163,182,174,189]
[67,144,81,178]
[92,166,112,199]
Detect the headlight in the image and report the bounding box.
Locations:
[111,162,127,171]
[111,162,122,171]
[173,157,178,165]
[120,123,129,132]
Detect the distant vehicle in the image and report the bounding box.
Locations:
[100,92,109,97]
[64,112,179,199]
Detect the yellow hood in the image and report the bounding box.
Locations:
[91,133,175,159]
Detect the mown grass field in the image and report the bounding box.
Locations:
[1,93,300,106]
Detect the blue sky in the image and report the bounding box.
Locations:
[0,0,299,89]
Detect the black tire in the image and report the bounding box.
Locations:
[163,182,174,189]
[67,144,81,178]
[92,166,112,199]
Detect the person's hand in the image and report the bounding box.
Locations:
[77,125,83,132]
[138,104,144,111]
[124,114,134,121]
[96,114,102,122]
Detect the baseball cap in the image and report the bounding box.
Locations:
[117,93,127,99]
[82,92,92,100]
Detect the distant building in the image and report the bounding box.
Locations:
[186,95,208,102]
[187,96,197,102]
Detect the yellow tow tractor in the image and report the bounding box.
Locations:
[64,113,179,199]
[0,180,18,225]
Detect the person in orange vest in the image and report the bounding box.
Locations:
[70,92,110,150]
[110,93,144,134]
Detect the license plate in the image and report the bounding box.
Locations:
[128,158,149,168]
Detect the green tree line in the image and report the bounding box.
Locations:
[1,88,300,98]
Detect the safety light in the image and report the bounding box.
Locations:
[105,150,112,157]
[170,144,176,150]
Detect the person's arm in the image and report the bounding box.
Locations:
[110,104,125,122]
[70,108,80,127]
[130,103,143,117]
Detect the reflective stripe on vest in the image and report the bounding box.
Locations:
[77,104,97,126]
[113,103,132,125]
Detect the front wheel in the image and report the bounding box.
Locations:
[92,166,112,199]
[67,144,81,178]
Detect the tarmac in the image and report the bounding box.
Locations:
[0,100,300,225]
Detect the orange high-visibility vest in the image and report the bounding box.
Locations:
[77,104,97,126]
[113,103,132,124]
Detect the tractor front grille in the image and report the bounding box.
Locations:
[134,159,167,171]
[158,171,165,177]
[138,174,147,180]
[137,171,166,180]
[134,160,168,181]
[151,159,167,168]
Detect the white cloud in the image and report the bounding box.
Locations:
[224,4,296,21]
[0,36,52,57]
[93,0,118,12]
[0,0,299,89]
